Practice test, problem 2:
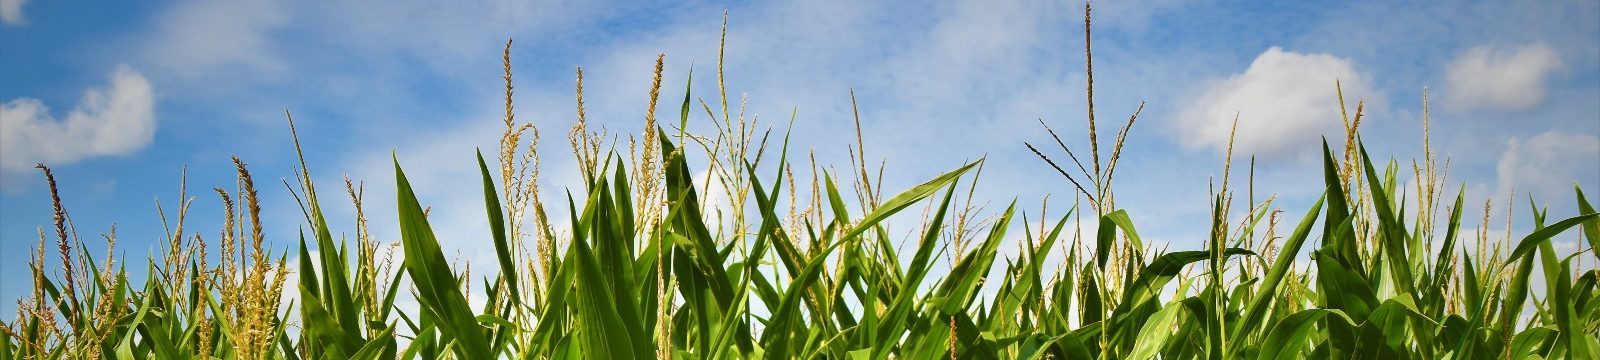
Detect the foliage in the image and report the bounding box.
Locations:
[4,10,1598,360]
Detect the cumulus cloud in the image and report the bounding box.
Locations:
[0,0,25,25]
[1444,43,1564,112]
[1496,131,1600,203]
[1174,47,1376,158]
[0,65,156,173]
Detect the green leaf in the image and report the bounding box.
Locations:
[1129,298,1192,359]
[1506,213,1600,265]
[1575,186,1600,261]
[567,173,654,359]
[394,157,492,359]
[478,150,521,307]
[1232,195,1323,351]
[1256,309,1353,360]
[841,160,982,241]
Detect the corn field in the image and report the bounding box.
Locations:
[3,10,1599,360]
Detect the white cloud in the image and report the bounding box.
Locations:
[141,0,287,78]
[0,0,26,25]
[1444,43,1564,112]
[1496,131,1600,204]
[0,65,156,173]
[1174,47,1377,158]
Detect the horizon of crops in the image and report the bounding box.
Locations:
[3,7,1599,360]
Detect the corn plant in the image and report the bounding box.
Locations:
[3,7,1598,360]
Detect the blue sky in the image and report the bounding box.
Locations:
[1,0,1597,309]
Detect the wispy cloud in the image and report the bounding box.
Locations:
[0,65,156,177]
[139,0,286,79]
[0,0,26,26]
[1444,43,1565,112]
[1496,131,1600,204]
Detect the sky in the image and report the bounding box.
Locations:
[0,0,1597,312]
